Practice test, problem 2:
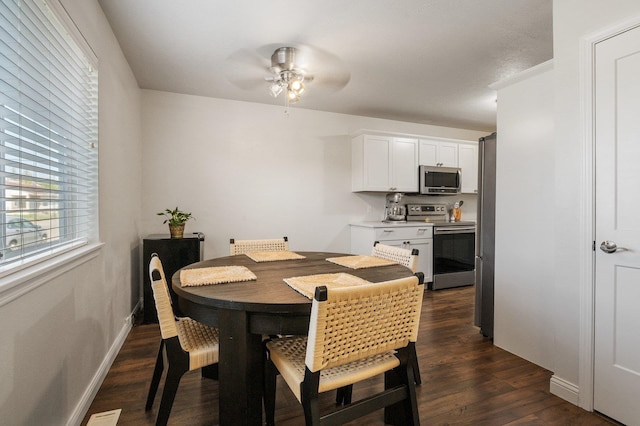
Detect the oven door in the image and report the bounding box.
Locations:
[431,225,476,290]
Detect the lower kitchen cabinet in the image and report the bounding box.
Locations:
[350,223,433,283]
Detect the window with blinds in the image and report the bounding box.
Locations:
[0,0,98,271]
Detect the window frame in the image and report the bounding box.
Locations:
[0,0,100,289]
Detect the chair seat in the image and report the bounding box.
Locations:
[267,336,400,402]
[176,317,220,370]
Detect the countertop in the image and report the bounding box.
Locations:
[350,220,475,228]
[351,221,434,228]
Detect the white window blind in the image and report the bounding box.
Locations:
[0,0,98,270]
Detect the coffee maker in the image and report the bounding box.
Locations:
[383,192,407,222]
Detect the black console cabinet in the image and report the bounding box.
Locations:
[142,233,203,324]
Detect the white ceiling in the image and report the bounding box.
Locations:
[97,0,553,132]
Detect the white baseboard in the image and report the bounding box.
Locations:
[66,301,141,426]
[550,374,580,406]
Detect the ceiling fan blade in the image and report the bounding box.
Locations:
[225,48,271,90]
[308,69,350,92]
[295,44,350,92]
[226,47,269,71]
[228,77,267,91]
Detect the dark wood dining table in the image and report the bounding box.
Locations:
[172,251,416,426]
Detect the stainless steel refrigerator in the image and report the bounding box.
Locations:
[474,133,496,338]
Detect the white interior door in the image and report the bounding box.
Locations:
[594,24,640,426]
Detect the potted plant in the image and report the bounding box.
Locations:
[157,206,194,238]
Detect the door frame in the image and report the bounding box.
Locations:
[578,16,640,412]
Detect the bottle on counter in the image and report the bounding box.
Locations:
[452,202,462,222]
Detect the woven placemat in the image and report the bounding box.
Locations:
[245,251,306,262]
[284,273,371,299]
[180,266,257,287]
[326,255,398,269]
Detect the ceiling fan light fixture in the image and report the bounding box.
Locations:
[269,81,284,98]
[287,90,300,103]
[289,78,304,94]
[266,47,310,109]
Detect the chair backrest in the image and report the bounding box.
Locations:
[229,237,289,255]
[371,241,419,273]
[148,254,179,340]
[305,276,423,373]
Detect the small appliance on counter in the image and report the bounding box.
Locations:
[383,192,407,222]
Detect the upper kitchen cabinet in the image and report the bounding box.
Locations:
[419,138,459,167]
[458,142,478,193]
[352,134,418,192]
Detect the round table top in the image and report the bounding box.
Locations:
[172,251,415,314]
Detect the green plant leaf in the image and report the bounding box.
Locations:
[156,206,194,225]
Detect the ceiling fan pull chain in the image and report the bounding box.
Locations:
[284,91,290,116]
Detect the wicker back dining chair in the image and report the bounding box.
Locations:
[229,236,289,255]
[145,254,220,426]
[372,241,419,273]
[264,276,424,426]
[369,241,423,388]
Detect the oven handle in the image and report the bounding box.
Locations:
[434,227,476,235]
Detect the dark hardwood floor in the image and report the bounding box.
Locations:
[82,286,615,425]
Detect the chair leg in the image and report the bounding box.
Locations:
[155,365,185,426]
[335,385,353,405]
[402,364,420,426]
[201,363,218,380]
[411,347,422,385]
[264,357,277,426]
[145,341,165,411]
[384,347,420,426]
[301,369,321,426]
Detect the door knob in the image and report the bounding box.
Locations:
[600,240,617,253]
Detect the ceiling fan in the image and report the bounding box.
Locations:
[226,44,350,110]
[265,47,310,104]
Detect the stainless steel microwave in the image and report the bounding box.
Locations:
[419,165,461,194]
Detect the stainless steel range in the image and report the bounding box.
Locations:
[407,203,476,290]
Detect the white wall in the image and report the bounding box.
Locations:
[140,90,486,257]
[552,0,640,407]
[0,1,143,424]
[491,62,555,369]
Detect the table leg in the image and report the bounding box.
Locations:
[218,309,264,425]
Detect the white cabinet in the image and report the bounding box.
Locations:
[351,131,478,194]
[419,137,479,193]
[352,134,418,192]
[350,224,433,283]
[458,143,478,193]
[419,139,459,167]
